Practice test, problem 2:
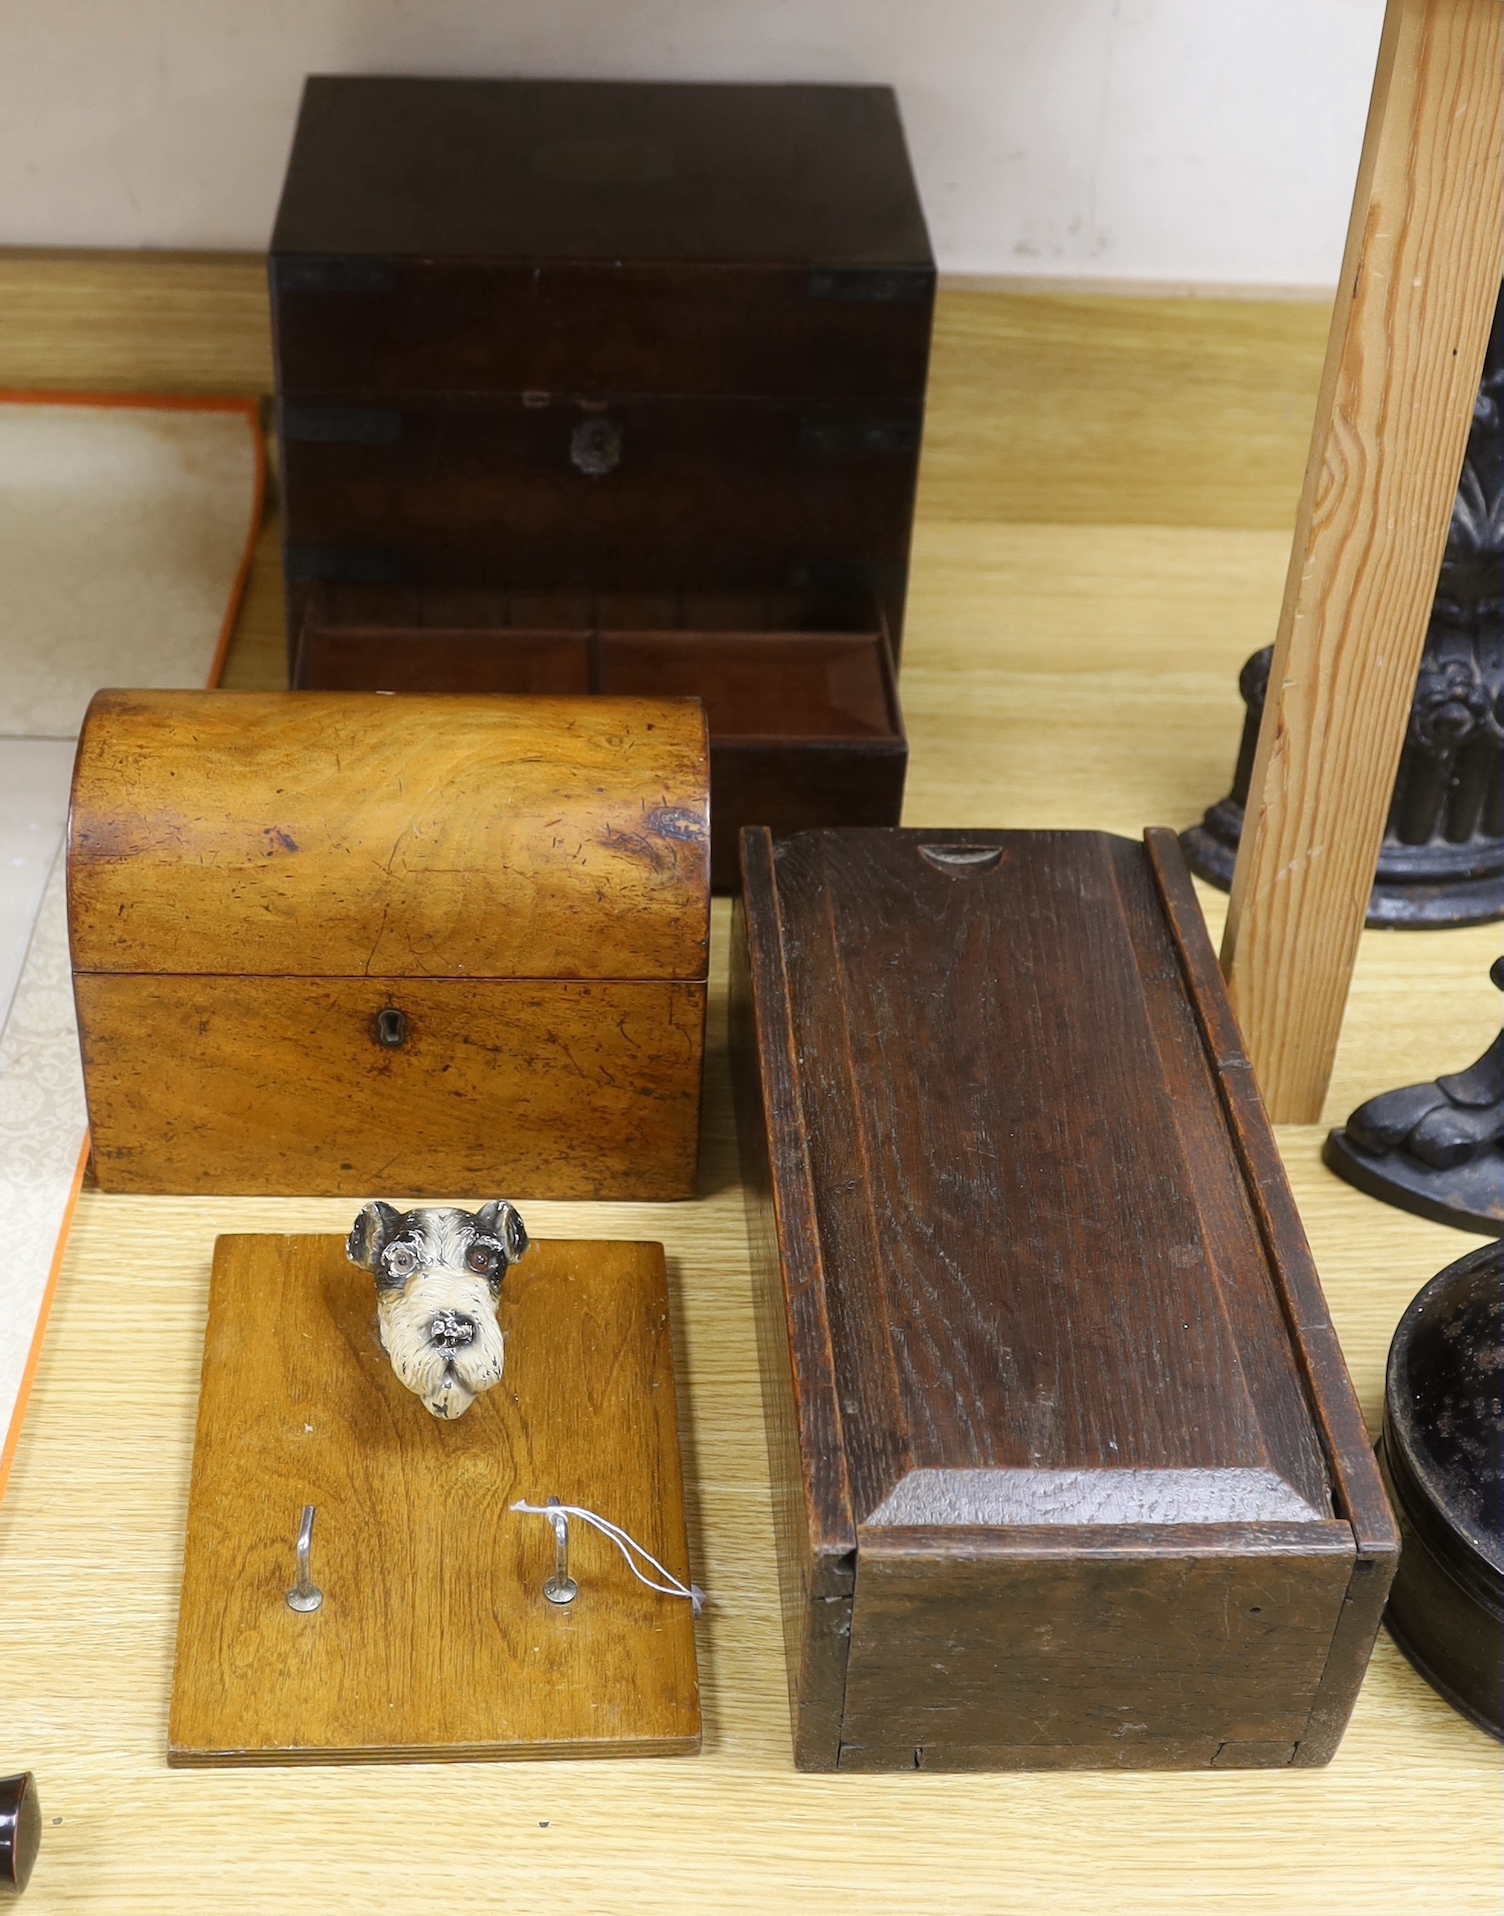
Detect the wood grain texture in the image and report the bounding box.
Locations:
[1144,830,1399,1761]
[603,631,907,893]
[75,975,705,1200]
[0,250,273,395]
[271,79,932,325]
[915,291,1331,530]
[1223,0,1504,1120]
[292,610,908,892]
[731,833,855,1770]
[840,1530,1356,1768]
[170,1234,698,1763]
[68,689,710,982]
[1145,833,1397,1537]
[4,953,1501,1910]
[0,275,1500,1913]
[734,825,1392,1770]
[276,393,923,594]
[68,689,709,1198]
[274,264,932,401]
[270,83,931,657]
[766,830,1330,1518]
[0,247,1330,536]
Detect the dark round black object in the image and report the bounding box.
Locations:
[1377,1239,1503,1737]
[0,1772,40,1897]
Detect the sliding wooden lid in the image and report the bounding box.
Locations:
[68,690,709,981]
[744,826,1362,1540]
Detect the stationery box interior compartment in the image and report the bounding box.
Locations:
[731,824,1397,1772]
[269,76,935,663]
[294,584,907,891]
[67,689,709,1198]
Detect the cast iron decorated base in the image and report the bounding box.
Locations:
[1183,287,1503,931]
[1183,797,1504,930]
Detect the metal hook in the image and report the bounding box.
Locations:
[286,1505,324,1613]
[542,1496,578,1606]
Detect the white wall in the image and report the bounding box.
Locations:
[1,0,1384,287]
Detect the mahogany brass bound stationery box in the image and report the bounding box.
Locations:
[269,77,928,873]
[731,825,1398,1772]
[270,77,932,641]
[67,689,709,1198]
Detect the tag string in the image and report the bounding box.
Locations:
[511,1500,706,1616]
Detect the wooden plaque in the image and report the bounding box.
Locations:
[169,1235,700,1764]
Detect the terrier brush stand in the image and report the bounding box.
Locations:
[1182,288,1503,929]
[168,1217,700,1764]
[1323,958,1503,1234]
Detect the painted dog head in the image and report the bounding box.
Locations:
[346,1201,529,1419]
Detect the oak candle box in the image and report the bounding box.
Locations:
[732,825,1398,1772]
[67,689,709,1198]
[270,76,930,873]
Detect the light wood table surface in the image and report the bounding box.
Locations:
[0,287,1499,1914]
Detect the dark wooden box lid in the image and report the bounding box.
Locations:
[740,826,1393,1560]
[271,77,932,269]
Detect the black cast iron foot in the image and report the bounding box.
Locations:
[1323,959,1504,1234]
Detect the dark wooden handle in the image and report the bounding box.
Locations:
[0,1773,39,1897]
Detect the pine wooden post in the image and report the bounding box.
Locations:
[1222,0,1503,1122]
